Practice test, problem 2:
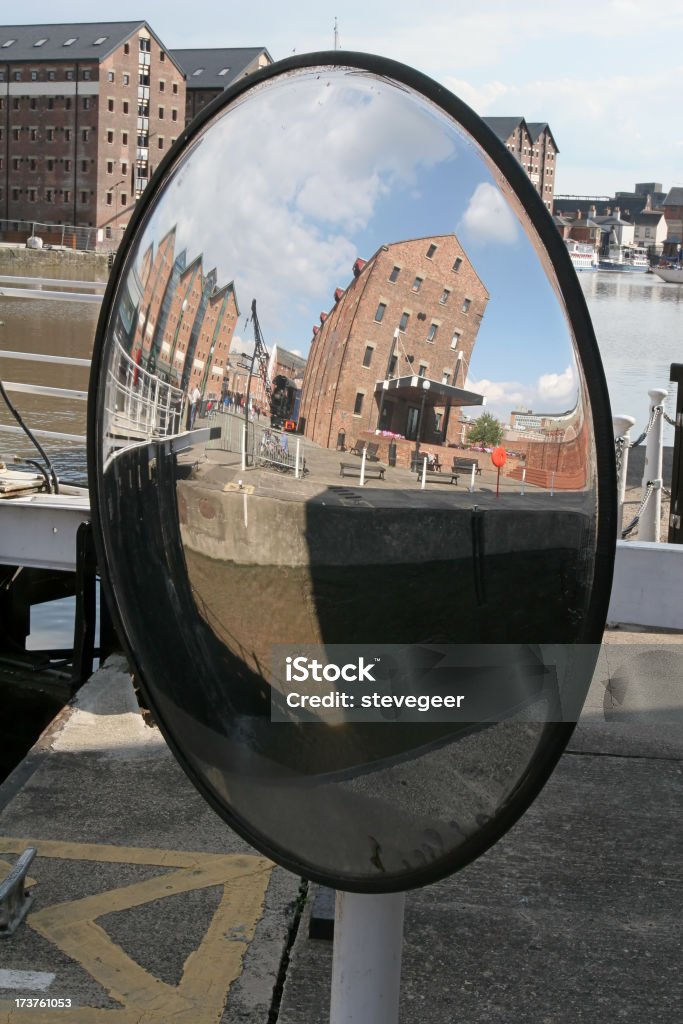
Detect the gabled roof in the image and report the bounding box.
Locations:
[634,211,665,226]
[527,121,560,152]
[663,187,683,206]
[0,21,172,65]
[171,47,273,89]
[483,117,526,143]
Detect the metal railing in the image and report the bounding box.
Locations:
[0,218,115,252]
[104,340,186,449]
[0,348,89,446]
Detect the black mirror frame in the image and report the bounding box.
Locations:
[87,51,617,893]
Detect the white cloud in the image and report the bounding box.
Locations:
[459,182,519,246]
[537,366,576,403]
[137,68,457,350]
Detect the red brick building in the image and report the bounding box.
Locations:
[299,235,488,451]
[483,117,559,211]
[129,226,239,399]
[0,21,185,246]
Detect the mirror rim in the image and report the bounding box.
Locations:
[87,51,617,893]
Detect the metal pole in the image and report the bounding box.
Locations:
[360,447,367,486]
[469,463,476,493]
[520,466,526,495]
[640,388,667,542]
[613,414,635,537]
[421,455,427,489]
[295,438,301,480]
[330,891,405,1024]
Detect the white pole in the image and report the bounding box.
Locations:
[241,421,247,471]
[613,414,635,536]
[360,447,367,486]
[330,891,405,1024]
[421,456,427,489]
[550,471,555,496]
[469,463,476,493]
[295,438,301,479]
[520,466,526,496]
[640,388,667,542]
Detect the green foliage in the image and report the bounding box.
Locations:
[467,412,504,447]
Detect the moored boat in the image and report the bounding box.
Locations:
[598,245,649,272]
[652,265,683,284]
[565,239,598,272]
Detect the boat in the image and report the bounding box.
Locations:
[652,265,683,284]
[598,244,649,273]
[565,239,598,272]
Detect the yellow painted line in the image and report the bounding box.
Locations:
[0,838,275,1024]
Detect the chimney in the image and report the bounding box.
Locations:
[588,205,596,219]
[614,206,621,220]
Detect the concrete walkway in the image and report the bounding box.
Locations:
[0,629,681,1023]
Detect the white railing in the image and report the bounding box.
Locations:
[0,348,90,444]
[104,340,185,446]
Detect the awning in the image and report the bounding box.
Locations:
[374,375,484,407]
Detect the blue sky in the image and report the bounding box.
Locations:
[6,0,683,196]
[131,68,577,420]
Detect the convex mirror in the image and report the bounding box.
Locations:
[89,53,616,892]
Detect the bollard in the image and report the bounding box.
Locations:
[469,463,476,493]
[421,456,427,490]
[520,466,526,496]
[640,388,667,542]
[613,414,636,537]
[295,438,301,479]
[360,447,367,487]
[330,891,405,1024]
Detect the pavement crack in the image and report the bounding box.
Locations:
[266,876,309,1024]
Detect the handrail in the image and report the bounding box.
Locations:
[2,382,87,401]
[0,349,91,367]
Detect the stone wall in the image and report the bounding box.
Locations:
[0,244,109,277]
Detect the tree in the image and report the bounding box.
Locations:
[467,412,504,448]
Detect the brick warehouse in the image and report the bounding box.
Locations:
[298,235,488,453]
[483,117,559,211]
[125,225,239,399]
[0,21,186,246]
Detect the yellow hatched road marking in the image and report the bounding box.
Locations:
[0,837,275,1024]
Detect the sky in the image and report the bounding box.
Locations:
[5,0,683,198]
[128,67,578,421]
[5,0,678,422]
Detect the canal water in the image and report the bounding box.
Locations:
[0,265,681,782]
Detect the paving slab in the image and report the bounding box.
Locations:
[0,656,300,1024]
[1,629,682,1024]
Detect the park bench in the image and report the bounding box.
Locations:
[417,469,458,485]
[452,457,481,475]
[339,461,386,480]
[349,440,381,461]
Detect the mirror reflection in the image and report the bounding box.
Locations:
[94,64,604,888]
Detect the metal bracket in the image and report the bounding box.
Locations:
[0,847,37,937]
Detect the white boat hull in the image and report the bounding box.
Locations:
[653,267,683,284]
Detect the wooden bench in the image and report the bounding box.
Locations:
[452,457,482,475]
[340,461,386,480]
[349,440,381,461]
[418,470,458,485]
